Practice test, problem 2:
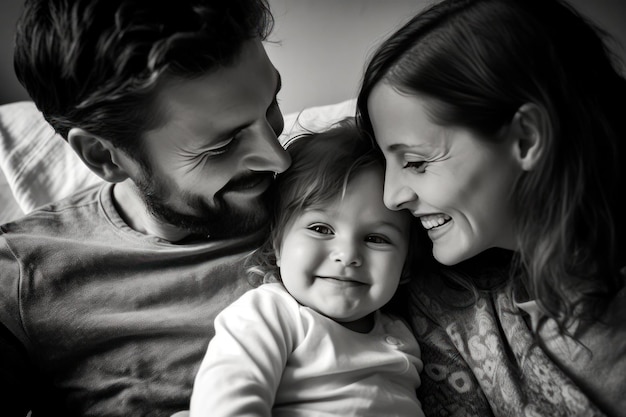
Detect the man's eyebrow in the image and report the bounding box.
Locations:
[209,71,282,144]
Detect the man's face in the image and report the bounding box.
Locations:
[129,39,291,239]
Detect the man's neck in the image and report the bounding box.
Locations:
[112,181,191,242]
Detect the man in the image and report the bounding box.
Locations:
[0,0,290,415]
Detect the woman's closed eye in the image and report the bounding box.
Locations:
[402,153,427,172]
[402,160,426,172]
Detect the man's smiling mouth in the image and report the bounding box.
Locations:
[225,173,273,193]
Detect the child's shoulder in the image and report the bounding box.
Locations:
[231,283,300,313]
[253,282,292,298]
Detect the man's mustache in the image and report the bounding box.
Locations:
[219,172,274,193]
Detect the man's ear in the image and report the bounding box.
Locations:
[509,103,549,171]
[67,128,130,182]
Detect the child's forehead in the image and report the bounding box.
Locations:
[305,164,384,204]
[305,169,405,219]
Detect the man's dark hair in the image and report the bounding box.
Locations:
[14,0,274,155]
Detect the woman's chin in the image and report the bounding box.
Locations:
[432,244,474,266]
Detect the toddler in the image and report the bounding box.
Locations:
[189,119,425,416]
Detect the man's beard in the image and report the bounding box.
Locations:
[135,170,273,240]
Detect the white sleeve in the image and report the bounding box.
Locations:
[190,285,300,417]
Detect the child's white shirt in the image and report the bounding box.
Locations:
[190,283,424,417]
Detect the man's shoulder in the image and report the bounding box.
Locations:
[0,183,107,237]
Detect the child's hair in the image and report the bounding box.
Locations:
[247,118,425,313]
[356,0,626,328]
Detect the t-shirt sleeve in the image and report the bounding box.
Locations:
[0,233,37,415]
[189,284,301,417]
[0,233,31,347]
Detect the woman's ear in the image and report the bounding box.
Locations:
[67,128,130,182]
[509,103,549,171]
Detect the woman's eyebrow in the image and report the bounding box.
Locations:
[386,142,433,153]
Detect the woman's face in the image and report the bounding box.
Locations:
[368,83,522,265]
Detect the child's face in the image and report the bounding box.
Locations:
[276,165,411,328]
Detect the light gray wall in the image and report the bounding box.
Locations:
[0,0,26,105]
[265,0,426,113]
[266,0,626,114]
[1,0,625,114]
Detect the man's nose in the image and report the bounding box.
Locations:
[243,120,291,173]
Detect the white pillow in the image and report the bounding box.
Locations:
[0,99,356,214]
[0,101,102,214]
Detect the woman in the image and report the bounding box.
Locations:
[356,0,626,415]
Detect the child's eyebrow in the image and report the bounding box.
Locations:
[372,221,405,235]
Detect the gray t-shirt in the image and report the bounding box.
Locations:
[0,183,262,416]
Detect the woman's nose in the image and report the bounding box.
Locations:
[383,168,416,211]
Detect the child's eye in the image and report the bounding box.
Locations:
[307,224,334,235]
[366,235,391,244]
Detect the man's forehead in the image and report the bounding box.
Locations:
[146,40,280,146]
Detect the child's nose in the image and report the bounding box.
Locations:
[330,243,362,267]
